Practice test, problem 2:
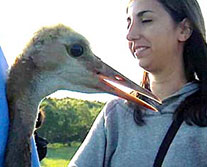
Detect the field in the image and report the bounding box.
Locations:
[41,143,80,167]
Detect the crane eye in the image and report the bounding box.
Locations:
[69,44,84,57]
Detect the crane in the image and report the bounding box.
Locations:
[4,24,160,167]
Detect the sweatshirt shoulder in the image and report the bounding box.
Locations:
[103,98,133,117]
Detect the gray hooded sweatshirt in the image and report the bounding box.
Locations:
[69,82,207,167]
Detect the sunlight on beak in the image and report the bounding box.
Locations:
[98,75,162,112]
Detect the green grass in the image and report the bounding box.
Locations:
[41,143,80,167]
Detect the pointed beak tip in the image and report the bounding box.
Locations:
[98,74,159,112]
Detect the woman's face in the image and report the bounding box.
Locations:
[126,0,184,74]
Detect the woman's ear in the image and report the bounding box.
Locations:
[177,18,193,42]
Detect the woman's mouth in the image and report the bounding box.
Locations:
[134,47,149,58]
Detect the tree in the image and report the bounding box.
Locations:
[37,97,105,143]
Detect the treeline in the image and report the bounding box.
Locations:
[37,97,105,144]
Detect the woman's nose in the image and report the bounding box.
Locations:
[126,21,140,41]
[126,28,133,41]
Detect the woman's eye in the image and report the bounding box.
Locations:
[66,44,84,57]
[141,19,152,23]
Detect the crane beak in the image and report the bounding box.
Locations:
[96,63,162,112]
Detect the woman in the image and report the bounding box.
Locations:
[69,0,207,166]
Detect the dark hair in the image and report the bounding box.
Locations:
[157,0,206,82]
[128,0,207,126]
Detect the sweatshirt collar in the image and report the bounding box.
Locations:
[144,81,199,116]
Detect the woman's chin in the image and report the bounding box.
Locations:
[138,59,153,72]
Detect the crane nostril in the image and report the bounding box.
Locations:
[115,75,125,81]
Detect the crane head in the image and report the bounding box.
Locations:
[11,24,161,111]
